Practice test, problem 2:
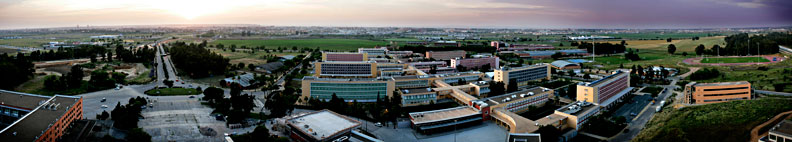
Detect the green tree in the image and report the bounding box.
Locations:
[507,79,518,93]
[695,44,706,55]
[667,44,676,54]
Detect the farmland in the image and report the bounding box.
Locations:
[211,39,390,51]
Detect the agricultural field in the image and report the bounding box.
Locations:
[634,98,792,142]
[690,65,792,92]
[600,32,717,40]
[0,38,62,47]
[211,39,389,51]
[700,57,770,63]
[0,47,20,54]
[581,36,727,71]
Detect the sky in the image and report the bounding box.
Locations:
[0,0,791,29]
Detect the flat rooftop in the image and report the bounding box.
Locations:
[585,71,627,87]
[556,102,598,117]
[409,106,480,125]
[485,87,551,106]
[497,63,547,71]
[693,81,750,86]
[287,110,361,141]
[771,120,792,137]
[302,76,393,82]
[0,90,51,110]
[0,93,81,142]
[401,88,434,94]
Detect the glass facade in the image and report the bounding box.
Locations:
[396,80,430,88]
[508,67,547,83]
[402,93,437,105]
[320,63,372,76]
[310,82,388,101]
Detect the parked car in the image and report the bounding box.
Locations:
[374,122,383,127]
[189,96,195,98]
[101,105,108,108]
[101,98,106,102]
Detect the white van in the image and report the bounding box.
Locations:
[655,106,662,112]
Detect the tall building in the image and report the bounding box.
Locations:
[451,57,499,70]
[301,77,395,102]
[576,71,633,109]
[494,64,551,89]
[0,90,83,142]
[426,50,466,60]
[314,61,378,78]
[683,81,752,104]
[322,52,368,61]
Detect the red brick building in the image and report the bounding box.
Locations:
[0,90,83,142]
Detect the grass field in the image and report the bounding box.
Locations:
[691,67,792,92]
[700,57,770,63]
[0,39,55,47]
[0,47,20,54]
[211,39,389,51]
[209,48,305,65]
[144,88,201,96]
[583,36,727,71]
[127,71,153,84]
[634,98,792,142]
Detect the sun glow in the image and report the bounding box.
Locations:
[155,0,234,19]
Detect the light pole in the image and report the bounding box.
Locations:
[592,35,596,62]
[454,120,458,142]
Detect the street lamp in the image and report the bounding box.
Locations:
[454,120,458,142]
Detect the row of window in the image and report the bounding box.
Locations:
[396,80,430,88]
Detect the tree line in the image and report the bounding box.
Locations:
[398,44,496,54]
[711,32,792,56]
[0,53,34,89]
[26,45,106,61]
[576,41,627,55]
[168,42,230,78]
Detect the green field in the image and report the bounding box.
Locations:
[0,39,55,47]
[212,39,389,51]
[634,98,792,142]
[700,57,770,63]
[144,88,201,96]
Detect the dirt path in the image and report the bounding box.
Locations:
[676,67,700,78]
[750,110,792,142]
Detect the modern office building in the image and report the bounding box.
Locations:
[322,52,368,61]
[576,71,633,109]
[398,88,438,107]
[408,106,482,134]
[515,50,589,59]
[768,119,792,142]
[358,47,388,57]
[683,81,752,104]
[301,77,395,102]
[494,64,551,89]
[432,41,462,47]
[450,57,499,70]
[286,109,361,142]
[426,50,466,60]
[314,61,378,78]
[0,90,83,142]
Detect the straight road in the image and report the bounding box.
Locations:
[610,77,678,141]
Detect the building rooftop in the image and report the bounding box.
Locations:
[550,60,578,68]
[771,120,792,138]
[409,106,480,125]
[223,73,256,87]
[584,70,626,87]
[484,87,552,106]
[692,81,750,87]
[556,101,597,117]
[401,88,434,94]
[0,90,51,110]
[303,76,393,82]
[498,63,547,71]
[0,92,81,142]
[286,110,361,141]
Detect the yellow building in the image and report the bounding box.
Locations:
[576,71,632,109]
[683,81,751,104]
[554,101,600,130]
[494,64,551,89]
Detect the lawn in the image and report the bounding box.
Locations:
[144,88,201,96]
[211,39,389,51]
[208,48,305,65]
[127,70,153,84]
[700,57,770,63]
[634,98,792,142]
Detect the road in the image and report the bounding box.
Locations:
[755,90,792,97]
[609,77,679,142]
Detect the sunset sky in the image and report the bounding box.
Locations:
[0,0,790,29]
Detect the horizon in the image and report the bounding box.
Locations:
[1,0,791,29]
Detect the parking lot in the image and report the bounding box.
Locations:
[138,98,255,142]
[610,94,653,122]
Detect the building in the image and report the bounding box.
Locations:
[408,106,482,134]
[222,73,258,88]
[314,61,378,78]
[358,47,388,57]
[408,61,447,69]
[387,51,413,57]
[576,71,633,109]
[450,57,500,70]
[0,90,83,142]
[768,119,792,142]
[398,88,438,107]
[550,60,581,70]
[426,50,466,60]
[256,61,285,73]
[554,101,600,130]
[470,87,566,141]
[405,41,428,46]
[432,41,461,47]
[301,77,395,102]
[494,64,551,89]
[499,44,555,51]
[286,109,361,142]
[515,50,590,59]
[683,81,752,104]
[780,45,792,55]
[322,52,368,61]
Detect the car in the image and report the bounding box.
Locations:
[115,87,120,90]
[189,96,195,98]
[655,106,662,112]
[630,112,637,116]
[101,105,108,108]
[101,98,106,102]
[374,122,383,127]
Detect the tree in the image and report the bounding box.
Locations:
[163,80,174,88]
[67,65,84,89]
[490,81,506,96]
[106,52,113,62]
[251,125,272,142]
[551,52,564,59]
[248,64,256,71]
[536,125,560,142]
[682,52,688,56]
[666,38,673,42]
[507,79,518,93]
[111,72,127,85]
[621,40,627,46]
[203,87,224,104]
[667,44,676,54]
[90,70,115,89]
[695,44,706,55]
